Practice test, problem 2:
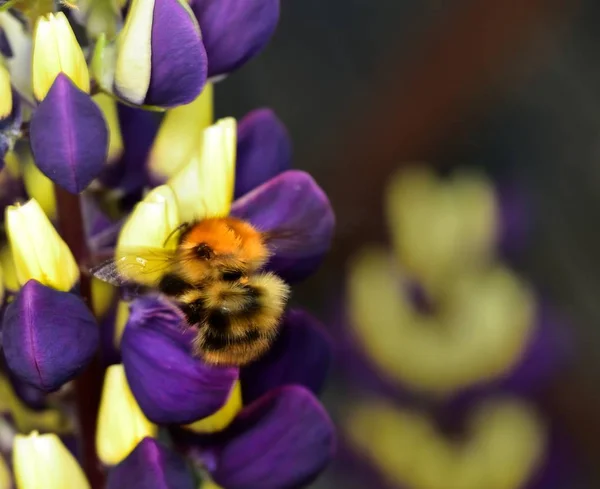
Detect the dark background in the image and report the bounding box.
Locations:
[216,1,600,487]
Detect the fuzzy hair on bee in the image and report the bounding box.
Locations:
[90,216,296,366]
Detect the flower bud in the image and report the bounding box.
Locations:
[148,83,213,183]
[107,438,195,489]
[113,0,207,108]
[29,73,109,194]
[0,64,11,120]
[121,297,238,424]
[13,432,91,489]
[3,280,100,392]
[189,0,280,77]
[230,170,334,282]
[168,117,236,222]
[5,199,79,291]
[31,12,89,102]
[97,364,158,466]
[234,108,291,199]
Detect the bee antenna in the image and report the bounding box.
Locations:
[163,222,189,248]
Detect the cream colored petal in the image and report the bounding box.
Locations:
[0,12,33,104]
[114,0,154,104]
[0,64,12,119]
[32,12,90,101]
[21,149,57,220]
[168,117,236,222]
[148,83,214,180]
[96,364,157,465]
[5,199,79,291]
[14,432,90,489]
[93,93,123,164]
[117,184,181,252]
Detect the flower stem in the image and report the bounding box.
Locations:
[54,185,106,489]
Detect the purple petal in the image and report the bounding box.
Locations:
[230,170,334,282]
[107,438,195,489]
[145,0,207,107]
[240,309,332,404]
[212,386,335,489]
[0,27,12,58]
[234,108,291,199]
[30,74,108,194]
[121,296,238,424]
[190,0,279,77]
[3,280,100,392]
[6,368,47,410]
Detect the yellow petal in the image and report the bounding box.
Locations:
[184,381,241,434]
[114,0,153,104]
[148,83,213,180]
[168,117,236,222]
[386,167,497,296]
[3,150,20,178]
[32,12,90,101]
[0,64,12,119]
[347,248,534,395]
[0,12,34,104]
[93,93,123,164]
[96,364,157,465]
[5,199,79,291]
[0,244,19,291]
[343,397,545,489]
[117,184,181,251]
[21,149,57,220]
[91,276,116,319]
[113,299,131,347]
[14,432,90,489]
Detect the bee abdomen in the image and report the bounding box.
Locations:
[158,273,194,297]
[201,328,262,351]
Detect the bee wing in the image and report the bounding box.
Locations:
[90,247,177,287]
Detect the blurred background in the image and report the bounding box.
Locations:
[216,1,600,488]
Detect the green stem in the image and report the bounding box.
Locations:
[54,185,106,489]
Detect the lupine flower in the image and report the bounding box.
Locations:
[334,165,571,489]
[0,2,335,487]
